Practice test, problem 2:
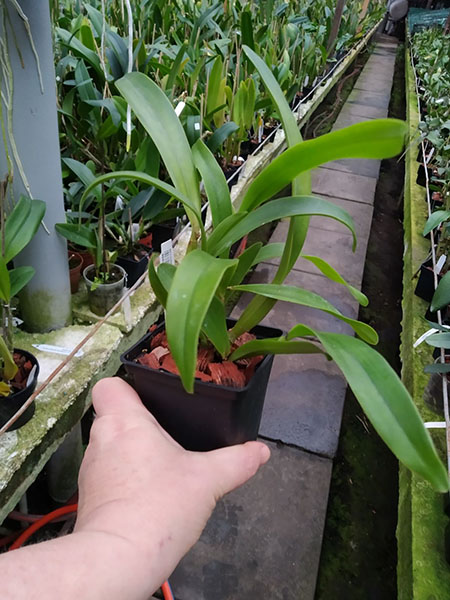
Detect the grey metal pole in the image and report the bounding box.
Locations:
[0,1,71,331]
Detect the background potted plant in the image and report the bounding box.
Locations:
[55,181,126,315]
[81,51,448,493]
[0,192,45,429]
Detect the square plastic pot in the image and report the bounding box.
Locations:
[120,319,282,451]
[0,349,39,431]
[116,250,151,288]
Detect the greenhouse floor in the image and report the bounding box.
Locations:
[166,34,398,600]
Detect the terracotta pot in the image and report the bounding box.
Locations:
[120,319,282,451]
[0,349,40,430]
[68,251,83,294]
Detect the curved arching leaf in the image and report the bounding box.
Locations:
[423,210,450,237]
[240,119,407,212]
[231,283,378,344]
[229,338,328,361]
[210,196,356,257]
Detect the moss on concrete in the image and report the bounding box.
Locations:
[19,288,72,332]
[398,43,450,600]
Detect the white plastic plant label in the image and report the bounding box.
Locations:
[115,195,124,210]
[435,254,446,274]
[413,328,440,348]
[160,239,175,265]
[175,101,186,117]
[32,344,84,358]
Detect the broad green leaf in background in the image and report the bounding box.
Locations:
[9,266,35,298]
[63,157,101,202]
[424,362,450,374]
[80,171,204,239]
[301,255,368,306]
[116,73,202,229]
[240,119,407,212]
[0,257,10,302]
[425,332,450,349]
[210,196,356,257]
[165,250,237,392]
[4,197,46,263]
[430,271,450,312]
[314,331,449,492]
[206,122,240,154]
[55,223,96,249]
[231,283,378,344]
[192,138,232,228]
[423,210,450,236]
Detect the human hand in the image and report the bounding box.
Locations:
[75,377,270,596]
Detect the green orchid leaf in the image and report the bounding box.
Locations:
[55,223,97,249]
[424,362,450,374]
[9,266,35,297]
[80,171,203,238]
[192,138,232,228]
[240,119,407,212]
[148,257,168,308]
[166,250,237,392]
[0,257,11,303]
[228,243,263,287]
[210,196,356,257]
[206,212,248,254]
[423,210,450,236]
[301,255,368,306]
[425,332,450,349]
[63,157,101,202]
[202,296,230,358]
[230,337,328,361]
[0,336,17,381]
[206,122,240,154]
[115,73,202,229]
[251,243,285,266]
[158,263,176,292]
[4,197,46,263]
[316,332,449,493]
[430,271,450,312]
[231,283,378,344]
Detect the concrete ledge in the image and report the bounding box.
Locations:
[397,43,450,600]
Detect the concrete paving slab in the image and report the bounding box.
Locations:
[354,75,394,94]
[262,224,366,285]
[337,101,388,119]
[170,441,333,600]
[312,167,377,204]
[322,157,381,179]
[266,197,373,262]
[332,112,368,129]
[347,88,391,110]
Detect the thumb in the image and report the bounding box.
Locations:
[199,441,271,500]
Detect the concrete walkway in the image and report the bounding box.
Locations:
[168,35,398,600]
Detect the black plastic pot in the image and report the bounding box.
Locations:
[0,349,39,431]
[116,250,151,288]
[415,259,441,303]
[151,222,177,253]
[120,319,282,451]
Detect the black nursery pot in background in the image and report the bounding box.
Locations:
[0,349,40,431]
[116,249,151,288]
[415,259,441,303]
[120,320,282,451]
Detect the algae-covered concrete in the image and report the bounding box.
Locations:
[397,43,450,600]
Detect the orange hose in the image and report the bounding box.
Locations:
[8,504,78,551]
[7,503,175,599]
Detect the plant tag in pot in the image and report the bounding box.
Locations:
[160,240,175,265]
[26,365,37,387]
[32,344,84,358]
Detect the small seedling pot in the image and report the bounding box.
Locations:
[83,264,126,316]
[68,251,83,294]
[116,249,151,288]
[120,319,282,451]
[0,349,40,430]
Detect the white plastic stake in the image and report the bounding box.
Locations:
[32,344,84,358]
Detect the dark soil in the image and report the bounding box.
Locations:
[315,43,406,600]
